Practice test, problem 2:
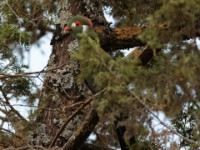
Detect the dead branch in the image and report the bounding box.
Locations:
[0,64,66,80]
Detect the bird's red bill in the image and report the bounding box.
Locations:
[64,26,72,31]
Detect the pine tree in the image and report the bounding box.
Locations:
[0,0,200,149]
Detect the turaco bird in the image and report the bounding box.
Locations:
[64,15,112,94]
[64,15,98,43]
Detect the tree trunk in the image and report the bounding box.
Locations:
[30,1,107,149]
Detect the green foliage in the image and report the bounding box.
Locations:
[0,0,57,116]
[0,24,30,45]
[0,57,38,105]
[71,1,200,147]
[133,50,200,115]
[0,24,30,59]
[70,32,112,83]
[101,0,161,25]
[139,0,200,48]
[4,78,32,96]
[1,0,200,149]
[0,42,35,149]
[0,0,58,57]
[172,102,200,148]
[71,33,143,116]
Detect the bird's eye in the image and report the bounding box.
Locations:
[75,21,81,26]
[71,21,82,27]
[71,21,82,28]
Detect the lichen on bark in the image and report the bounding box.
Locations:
[30,1,107,148]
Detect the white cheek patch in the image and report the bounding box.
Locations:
[72,23,76,27]
[82,25,89,33]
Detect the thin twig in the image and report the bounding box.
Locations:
[0,89,27,122]
[5,145,46,150]
[49,89,105,148]
[5,0,19,19]
[6,0,33,21]
[0,103,65,113]
[1,100,93,111]
[0,107,8,115]
[0,116,9,123]
[64,101,90,109]
[0,64,66,80]
[130,90,200,146]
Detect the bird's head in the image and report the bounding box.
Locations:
[64,15,93,35]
